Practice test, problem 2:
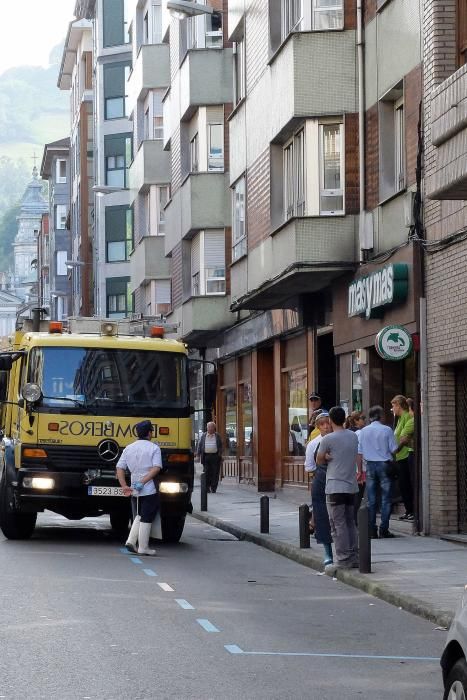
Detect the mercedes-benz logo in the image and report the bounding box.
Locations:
[97,439,120,463]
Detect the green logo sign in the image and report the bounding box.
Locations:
[375,325,413,361]
[348,263,408,320]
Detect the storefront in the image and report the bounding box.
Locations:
[212,308,336,492]
[333,243,421,518]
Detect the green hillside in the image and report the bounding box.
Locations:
[0,44,69,270]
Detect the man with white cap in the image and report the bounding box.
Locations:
[116,420,162,556]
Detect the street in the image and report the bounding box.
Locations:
[0,513,444,699]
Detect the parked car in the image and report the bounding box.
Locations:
[441,585,467,699]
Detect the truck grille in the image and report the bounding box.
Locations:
[23,445,122,473]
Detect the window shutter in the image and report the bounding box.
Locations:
[105,206,128,242]
[191,234,201,275]
[103,0,124,47]
[104,133,132,157]
[104,63,128,99]
[155,279,171,304]
[106,276,130,296]
[204,231,225,268]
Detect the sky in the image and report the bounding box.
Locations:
[0,0,76,74]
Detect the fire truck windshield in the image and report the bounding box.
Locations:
[27,347,189,417]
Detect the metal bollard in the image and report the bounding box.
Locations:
[200,472,208,512]
[358,499,371,573]
[260,495,269,533]
[299,504,310,549]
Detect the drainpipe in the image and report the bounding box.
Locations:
[357,0,366,259]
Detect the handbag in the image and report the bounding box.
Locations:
[385,459,399,480]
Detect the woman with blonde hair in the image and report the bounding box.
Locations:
[391,394,414,521]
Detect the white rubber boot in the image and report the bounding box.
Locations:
[125,515,141,553]
[137,522,156,556]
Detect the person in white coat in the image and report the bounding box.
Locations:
[116,420,162,556]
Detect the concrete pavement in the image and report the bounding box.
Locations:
[191,476,467,629]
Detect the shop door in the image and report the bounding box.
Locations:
[456,365,467,532]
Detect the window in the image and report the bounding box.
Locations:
[190,133,199,173]
[103,0,131,47]
[154,279,171,316]
[379,84,405,201]
[144,108,150,140]
[319,123,344,214]
[281,0,302,41]
[284,129,305,220]
[143,11,149,44]
[55,205,68,229]
[234,36,246,104]
[157,185,169,234]
[153,90,164,140]
[458,0,467,66]
[56,159,67,184]
[206,11,223,48]
[312,0,344,30]
[152,0,162,44]
[56,250,68,276]
[232,176,246,261]
[208,123,224,171]
[105,206,133,262]
[104,133,132,187]
[191,230,226,297]
[106,277,132,318]
[104,62,130,119]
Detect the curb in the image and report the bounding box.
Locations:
[191,509,454,630]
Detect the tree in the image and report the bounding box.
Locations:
[0,202,20,272]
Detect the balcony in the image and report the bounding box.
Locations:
[427,64,467,200]
[179,48,233,121]
[128,43,169,106]
[179,295,234,346]
[130,235,170,291]
[129,140,170,200]
[230,216,358,311]
[165,172,230,255]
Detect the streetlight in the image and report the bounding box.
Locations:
[92,185,127,195]
[167,0,213,18]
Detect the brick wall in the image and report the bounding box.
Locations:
[344,0,357,30]
[404,63,422,188]
[365,104,379,210]
[345,112,359,215]
[423,0,467,533]
[246,149,270,251]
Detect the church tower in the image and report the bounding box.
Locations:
[13,166,48,296]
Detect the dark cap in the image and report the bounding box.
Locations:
[308,393,321,401]
[135,420,154,439]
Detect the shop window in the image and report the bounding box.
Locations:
[351,352,363,412]
[241,383,253,457]
[285,366,308,456]
[223,388,237,456]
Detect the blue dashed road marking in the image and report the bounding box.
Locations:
[223,645,438,662]
[197,619,219,633]
[130,557,142,565]
[175,599,195,610]
[143,569,157,577]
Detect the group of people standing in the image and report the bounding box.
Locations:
[305,393,415,574]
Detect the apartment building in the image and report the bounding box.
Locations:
[423,0,467,535]
[127,0,172,317]
[58,11,94,317]
[40,139,72,320]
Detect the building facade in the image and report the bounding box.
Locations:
[59,13,95,317]
[127,0,172,318]
[40,138,72,319]
[424,0,467,534]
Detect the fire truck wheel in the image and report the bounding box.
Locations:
[109,510,131,539]
[161,514,186,543]
[0,474,37,540]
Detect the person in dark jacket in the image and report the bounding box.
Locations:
[197,422,223,493]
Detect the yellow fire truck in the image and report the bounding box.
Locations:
[0,317,194,542]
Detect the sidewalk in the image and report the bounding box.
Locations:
[191,476,466,628]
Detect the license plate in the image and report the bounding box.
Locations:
[88,486,124,497]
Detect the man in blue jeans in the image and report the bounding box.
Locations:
[357,405,398,539]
